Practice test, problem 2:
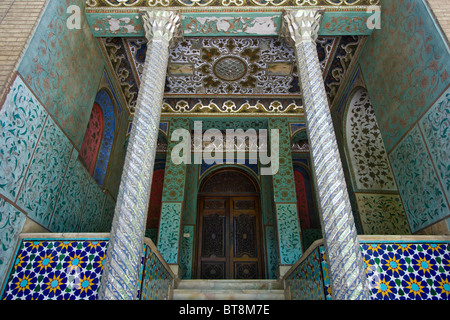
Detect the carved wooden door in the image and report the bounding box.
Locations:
[197,195,263,279]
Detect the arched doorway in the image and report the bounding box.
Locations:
[196,168,264,279]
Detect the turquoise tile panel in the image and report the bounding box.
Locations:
[80,178,106,232]
[99,192,115,233]
[389,125,449,232]
[0,76,47,202]
[18,0,105,147]
[50,153,89,233]
[276,203,302,265]
[157,202,182,264]
[180,225,194,279]
[359,0,450,152]
[0,199,26,287]
[419,88,450,204]
[16,116,73,229]
[264,225,278,279]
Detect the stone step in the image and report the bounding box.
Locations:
[173,289,285,300]
[173,280,285,300]
[176,279,283,290]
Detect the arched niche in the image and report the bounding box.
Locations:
[79,88,116,187]
[343,86,396,191]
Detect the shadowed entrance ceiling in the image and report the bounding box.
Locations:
[98,35,365,116]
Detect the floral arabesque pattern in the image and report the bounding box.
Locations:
[18,0,105,147]
[389,126,449,233]
[355,193,410,235]
[418,88,450,204]
[359,0,450,151]
[345,88,396,191]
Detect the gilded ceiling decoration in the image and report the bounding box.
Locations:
[99,35,364,115]
[144,37,305,95]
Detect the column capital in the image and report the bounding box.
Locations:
[280,9,324,47]
[140,10,183,47]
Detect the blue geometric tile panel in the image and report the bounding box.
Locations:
[285,240,450,300]
[1,238,108,300]
[362,242,450,300]
[1,237,175,300]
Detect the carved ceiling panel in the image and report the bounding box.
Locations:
[99,35,365,115]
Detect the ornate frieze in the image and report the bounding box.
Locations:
[161,98,304,115]
[86,0,379,7]
[87,11,378,38]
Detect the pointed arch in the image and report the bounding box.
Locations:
[80,88,116,186]
[80,102,103,175]
[343,86,396,191]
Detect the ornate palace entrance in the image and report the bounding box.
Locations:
[196,169,264,279]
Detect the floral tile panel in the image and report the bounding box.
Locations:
[0,76,48,203]
[0,199,26,288]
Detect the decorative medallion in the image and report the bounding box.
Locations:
[213,56,247,81]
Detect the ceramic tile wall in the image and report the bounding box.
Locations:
[17,0,104,148]
[0,0,113,289]
[140,242,174,300]
[285,246,326,300]
[1,238,108,300]
[0,199,27,289]
[2,237,175,300]
[362,241,450,299]
[285,240,450,300]
[0,76,115,289]
[389,125,449,233]
[359,0,450,233]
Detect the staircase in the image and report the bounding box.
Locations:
[172,279,285,300]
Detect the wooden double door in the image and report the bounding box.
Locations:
[196,195,263,279]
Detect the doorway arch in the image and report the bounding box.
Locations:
[196,168,265,279]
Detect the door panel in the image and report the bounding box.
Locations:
[233,213,257,258]
[197,195,263,279]
[201,213,226,258]
[197,196,229,279]
[234,262,259,279]
[200,261,226,279]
